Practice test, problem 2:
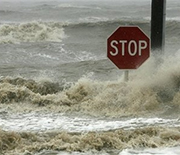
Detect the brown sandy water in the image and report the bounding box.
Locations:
[0,0,180,154]
[1,126,180,155]
[1,56,180,154]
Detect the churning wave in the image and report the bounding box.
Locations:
[1,126,180,155]
[0,18,180,44]
[1,53,180,154]
[1,54,180,117]
[0,21,66,43]
[0,19,146,44]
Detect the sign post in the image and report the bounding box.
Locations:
[124,70,129,82]
[151,0,166,53]
[107,26,150,81]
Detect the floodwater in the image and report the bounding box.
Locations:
[1,0,180,154]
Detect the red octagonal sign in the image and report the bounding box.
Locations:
[107,26,150,69]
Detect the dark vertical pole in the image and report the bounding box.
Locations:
[151,0,166,54]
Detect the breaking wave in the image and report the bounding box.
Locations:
[1,126,180,154]
[1,48,180,155]
[1,54,180,117]
[0,21,66,43]
[0,19,180,44]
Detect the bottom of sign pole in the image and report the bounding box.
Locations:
[124,70,129,82]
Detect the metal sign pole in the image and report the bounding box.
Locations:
[151,0,166,54]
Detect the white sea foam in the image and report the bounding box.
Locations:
[119,147,180,155]
[0,113,180,132]
[56,3,101,10]
[79,16,109,23]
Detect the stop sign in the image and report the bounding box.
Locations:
[107,26,150,69]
